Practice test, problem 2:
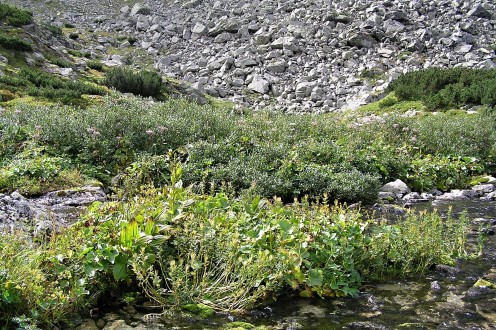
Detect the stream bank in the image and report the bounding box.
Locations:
[74,199,496,330]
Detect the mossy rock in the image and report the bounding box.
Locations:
[181,303,215,318]
[0,89,15,101]
[473,278,496,289]
[224,322,270,329]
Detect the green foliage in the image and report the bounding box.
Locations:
[0,32,32,51]
[0,3,33,27]
[68,33,79,40]
[0,228,102,328]
[48,56,72,68]
[86,60,103,71]
[387,67,496,110]
[76,167,472,312]
[0,68,107,105]
[378,92,398,108]
[105,67,162,97]
[45,24,63,36]
[403,155,484,191]
[1,97,495,202]
[362,209,470,278]
[0,143,83,195]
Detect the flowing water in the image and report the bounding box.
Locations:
[87,201,496,330]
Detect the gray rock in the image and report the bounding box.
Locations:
[252,34,271,46]
[0,186,106,235]
[271,36,298,51]
[129,4,150,16]
[266,60,287,73]
[380,179,411,197]
[467,4,492,19]
[248,74,270,94]
[347,32,376,48]
[191,22,207,35]
[472,184,495,194]
[436,189,478,200]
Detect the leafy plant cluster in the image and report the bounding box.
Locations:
[0,97,494,198]
[387,67,496,110]
[0,143,83,196]
[0,32,32,51]
[0,3,32,27]
[0,67,106,105]
[0,165,472,327]
[104,67,163,97]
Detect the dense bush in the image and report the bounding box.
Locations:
[0,143,83,195]
[2,97,495,201]
[0,3,32,26]
[45,24,63,36]
[86,60,103,71]
[387,67,496,110]
[75,171,471,311]
[0,171,472,327]
[0,32,32,51]
[0,68,107,104]
[105,67,162,97]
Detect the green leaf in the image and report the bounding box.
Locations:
[113,254,129,281]
[278,219,292,233]
[144,219,155,235]
[307,269,323,287]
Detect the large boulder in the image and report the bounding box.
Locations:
[380,179,411,197]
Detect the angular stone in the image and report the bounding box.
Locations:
[467,4,492,19]
[380,179,411,196]
[248,74,270,94]
[347,32,376,48]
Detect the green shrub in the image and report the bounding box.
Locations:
[45,24,63,36]
[77,167,472,312]
[0,225,110,328]
[387,67,496,110]
[402,155,484,191]
[0,33,32,51]
[69,33,79,40]
[14,68,107,104]
[86,60,103,71]
[0,143,83,195]
[67,49,83,57]
[378,92,398,108]
[0,3,32,27]
[48,56,72,68]
[105,67,162,97]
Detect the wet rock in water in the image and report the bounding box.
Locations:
[103,319,134,330]
[430,281,442,292]
[464,285,495,301]
[346,321,387,329]
[435,264,460,276]
[75,319,99,330]
[436,189,478,200]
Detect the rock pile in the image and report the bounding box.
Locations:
[0,186,106,236]
[379,177,496,204]
[10,0,496,112]
[108,0,496,113]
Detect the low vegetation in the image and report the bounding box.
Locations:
[0,166,473,328]
[105,67,163,97]
[0,33,32,51]
[1,95,494,198]
[0,68,106,105]
[387,67,496,110]
[0,3,32,27]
